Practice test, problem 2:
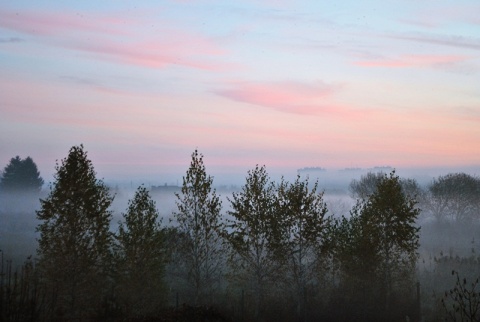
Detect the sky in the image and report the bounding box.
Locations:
[1,0,479,185]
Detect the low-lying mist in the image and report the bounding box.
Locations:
[3,167,479,266]
[2,166,480,321]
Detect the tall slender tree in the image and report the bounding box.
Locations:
[173,149,223,305]
[225,165,283,321]
[277,176,329,322]
[115,185,167,317]
[36,145,114,320]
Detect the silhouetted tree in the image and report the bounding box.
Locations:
[427,173,480,222]
[349,172,383,199]
[277,176,329,322]
[400,177,425,201]
[0,156,44,192]
[442,270,480,322]
[225,165,283,321]
[115,185,167,317]
[350,171,423,201]
[335,171,420,320]
[36,145,114,320]
[173,150,224,305]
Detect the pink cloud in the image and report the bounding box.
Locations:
[0,8,232,71]
[0,9,129,36]
[218,82,330,105]
[214,81,364,116]
[355,54,468,68]
[70,36,231,71]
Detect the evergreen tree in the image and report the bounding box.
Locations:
[173,149,224,305]
[36,145,114,320]
[115,185,167,317]
[0,156,44,192]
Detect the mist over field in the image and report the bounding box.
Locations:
[1,150,480,322]
[2,165,480,265]
[3,164,480,245]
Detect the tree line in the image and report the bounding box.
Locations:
[1,146,480,321]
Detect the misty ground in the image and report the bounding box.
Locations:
[2,177,480,322]
[2,181,479,269]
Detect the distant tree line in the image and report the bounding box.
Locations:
[1,146,480,321]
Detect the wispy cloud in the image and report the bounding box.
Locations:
[391,33,480,51]
[59,76,135,96]
[215,81,328,113]
[2,2,479,171]
[0,9,128,36]
[0,37,23,43]
[399,4,480,28]
[214,80,367,117]
[70,37,232,71]
[355,54,469,68]
[0,8,232,71]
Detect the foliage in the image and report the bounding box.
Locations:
[0,156,44,192]
[36,145,114,320]
[349,171,384,199]
[334,171,420,320]
[173,149,224,305]
[350,171,424,201]
[225,165,283,321]
[400,177,425,201]
[362,170,420,282]
[10,147,480,321]
[277,176,329,321]
[442,270,480,322]
[427,173,480,222]
[115,185,167,317]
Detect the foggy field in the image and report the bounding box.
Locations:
[0,162,480,322]
[0,187,480,262]
[3,180,480,261]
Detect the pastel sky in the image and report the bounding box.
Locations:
[1,0,479,184]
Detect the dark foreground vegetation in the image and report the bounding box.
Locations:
[1,146,480,321]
